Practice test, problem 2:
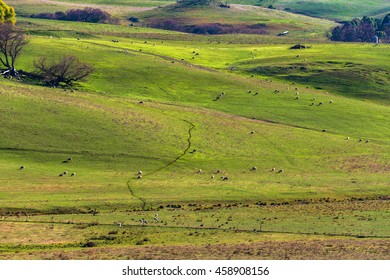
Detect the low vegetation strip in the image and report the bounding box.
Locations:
[30,7,118,24]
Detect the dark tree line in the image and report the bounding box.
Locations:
[147,18,267,35]
[31,7,117,24]
[176,0,213,6]
[331,14,390,42]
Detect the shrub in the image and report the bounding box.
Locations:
[34,55,94,87]
[82,241,97,247]
[31,7,113,24]
[0,0,16,24]
[331,14,390,42]
[128,16,139,23]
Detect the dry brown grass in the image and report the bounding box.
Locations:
[10,0,156,15]
[3,237,389,260]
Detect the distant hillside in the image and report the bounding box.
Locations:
[230,0,390,21]
[138,3,335,37]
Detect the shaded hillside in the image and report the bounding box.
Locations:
[138,3,335,36]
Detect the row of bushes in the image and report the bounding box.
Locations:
[147,18,267,35]
[31,7,118,24]
[331,14,390,42]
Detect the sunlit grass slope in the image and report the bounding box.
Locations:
[234,0,390,20]
[0,15,388,260]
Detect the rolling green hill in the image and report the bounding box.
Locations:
[0,4,389,260]
[235,0,390,20]
[9,0,390,20]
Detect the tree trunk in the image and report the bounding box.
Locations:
[1,67,20,79]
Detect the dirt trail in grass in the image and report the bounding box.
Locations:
[126,112,195,210]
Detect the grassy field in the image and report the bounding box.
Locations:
[235,0,390,20]
[7,0,162,17]
[9,0,390,20]
[0,5,389,260]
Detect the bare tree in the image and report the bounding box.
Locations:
[0,23,29,78]
[34,55,93,87]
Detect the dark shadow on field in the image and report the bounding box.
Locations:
[248,64,390,104]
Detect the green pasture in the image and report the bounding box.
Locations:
[236,0,390,20]
[10,0,389,21]
[138,4,336,37]
[0,12,388,259]
[53,0,173,6]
